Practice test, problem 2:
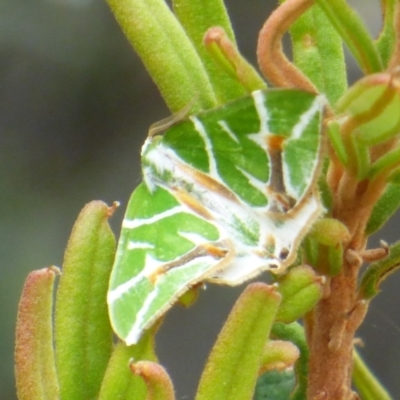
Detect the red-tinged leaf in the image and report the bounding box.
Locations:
[55,201,116,400]
[130,361,175,400]
[98,327,158,400]
[15,267,60,400]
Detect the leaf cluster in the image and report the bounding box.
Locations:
[15,0,400,399]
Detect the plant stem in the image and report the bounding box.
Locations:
[257,0,317,92]
[306,265,367,399]
[305,170,389,399]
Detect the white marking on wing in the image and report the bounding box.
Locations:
[252,90,270,133]
[248,91,272,185]
[123,206,185,229]
[143,143,174,175]
[125,254,221,345]
[291,94,325,139]
[178,231,210,246]
[108,254,164,303]
[141,137,152,156]
[218,120,239,143]
[236,166,266,193]
[125,286,160,345]
[212,193,323,284]
[283,95,325,199]
[142,165,157,193]
[190,116,219,177]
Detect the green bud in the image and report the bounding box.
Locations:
[275,266,324,323]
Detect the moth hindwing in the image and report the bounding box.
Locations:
[108,89,325,345]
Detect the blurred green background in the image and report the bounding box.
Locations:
[2,0,400,399]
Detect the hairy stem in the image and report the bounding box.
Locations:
[257,0,317,92]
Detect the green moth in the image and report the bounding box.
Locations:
[108,89,325,345]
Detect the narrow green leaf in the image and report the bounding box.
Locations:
[334,73,400,178]
[270,322,309,400]
[335,74,388,114]
[130,361,175,400]
[288,2,347,105]
[353,135,371,179]
[275,266,323,323]
[375,0,397,67]
[99,328,157,400]
[366,180,400,235]
[106,0,216,113]
[203,27,266,94]
[55,201,116,400]
[359,240,400,299]
[318,159,333,210]
[172,0,247,102]
[195,283,282,400]
[326,120,349,166]
[369,145,400,179]
[352,350,393,400]
[315,0,383,74]
[15,267,60,400]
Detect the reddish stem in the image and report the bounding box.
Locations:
[257,0,317,92]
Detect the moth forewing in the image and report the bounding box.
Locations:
[108,89,326,344]
[107,183,236,345]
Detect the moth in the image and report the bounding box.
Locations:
[108,89,325,345]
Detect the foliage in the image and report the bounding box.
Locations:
[14,0,400,399]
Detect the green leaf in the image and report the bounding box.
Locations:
[326,120,348,166]
[352,350,393,400]
[366,180,400,235]
[288,2,347,105]
[375,0,397,68]
[172,0,248,102]
[254,369,295,400]
[108,89,325,344]
[195,283,282,400]
[98,328,157,400]
[332,73,400,179]
[203,27,266,94]
[15,267,60,400]
[317,158,333,210]
[275,266,323,323]
[55,201,116,400]
[106,0,216,113]
[369,145,400,179]
[359,240,400,299]
[315,0,383,74]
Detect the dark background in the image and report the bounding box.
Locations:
[2,1,399,399]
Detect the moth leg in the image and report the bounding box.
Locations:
[345,240,389,266]
[148,101,195,137]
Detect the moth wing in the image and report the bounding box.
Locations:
[107,183,232,345]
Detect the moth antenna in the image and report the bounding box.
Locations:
[148,98,197,137]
